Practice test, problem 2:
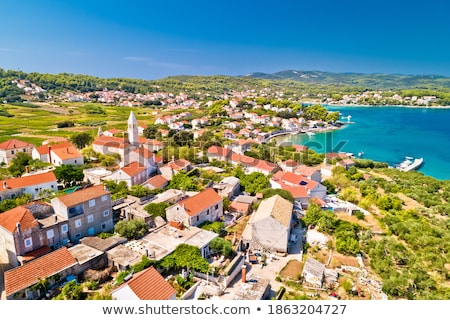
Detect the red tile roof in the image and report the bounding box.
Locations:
[54,185,110,207]
[4,247,78,296]
[118,266,176,300]
[121,161,146,177]
[0,171,57,191]
[0,206,38,233]
[0,139,34,150]
[145,175,168,189]
[207,145,232,158]
[164,159,190,171]
[51,145,82,161]
[177,188,222,217]
[229,201,251,214]
[93,135,128,149]
[295,165,320,177]
[35,141,73,155]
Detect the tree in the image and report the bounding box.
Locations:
[103,180,129,200]
[114,219,148,240]
[144,202,171,219]
[259,188,294,203]
[167,172,200,191]
[70,132,93,149]
[240,172,270,195]
[129,185,152,198]
[8,152,33,177]
[160,244,209,273]
[142,124,159,139]
[172,131,194,147]
[53,164,84,188]
[53,280,87,300]
[209,237,234,258]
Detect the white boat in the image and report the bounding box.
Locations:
[396,157,424,172]
[306,131,315,136]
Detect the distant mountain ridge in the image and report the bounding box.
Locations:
[243,70,450,89]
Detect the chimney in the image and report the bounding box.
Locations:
[241,265,246,283]
[25,166,30,174]
[16,222,21,233]
[3,181,8,189]
[48,146,52,164]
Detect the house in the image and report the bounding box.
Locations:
[48,144,84,166]
[111,266,176,300]
[240,195,293,253]
[0,139,35,165]
[50,185,114,244]
[279,159,299,173]
[295,165,322,183]
[83,167,113,185]
[0,171,58,201]
[270,171,327,204]
[3,247,78,300]
[32,141,72,162]
[206,145,233,162]
[302,257,325,288]
[103,128,121,137]
[337,158,356,170]
[213,176,240,199]
[223,129,236,140]
[107,161,148,188]
[142,174,168,190]
[165,188,223,227]
[0,201,71,267]
[92,111,141,161]
[159,158,191,181]
[229,201,251,216]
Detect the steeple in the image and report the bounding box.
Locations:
[128,111,138,146]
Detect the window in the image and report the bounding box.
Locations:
[87,214,94,223]
[89,199,95,207]
[23,148,26,152]
[215,204,219,210]
[75,233,81,239]
[88,227,95,235]
[101,195,108,202]
[24,238,32,248]
[101,223,106,229]
[196,216,199,222]
[47,229,54,239]
[207,209,210,215]
[75,219,82,228]
[11,150,14,155]
[61,224,68,233]
[103,210,109,217]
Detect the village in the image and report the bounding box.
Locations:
[0,79,388,301]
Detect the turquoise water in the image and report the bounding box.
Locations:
[275,106,450,181]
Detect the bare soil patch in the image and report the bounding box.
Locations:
[279,259,303,279]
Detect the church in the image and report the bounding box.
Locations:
[92,111,162,178]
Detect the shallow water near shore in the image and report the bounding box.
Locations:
[275,106,450,180]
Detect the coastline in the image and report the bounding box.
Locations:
[323,103,450,109]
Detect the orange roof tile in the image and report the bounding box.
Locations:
[35,141,73,155]
[55,185,110,207]
[177,188,222,217]
[207,145,232,157]
[295,165,320,177]
[51,145,82,160]
[0,206,38,233]
[0,171,57,191]
[4,247,78,296]
[229,201,251,214]
[119,266,176,300]
[0,139,34,150]
[121,161,146,177]
[93,135,128,149]
[145,175,168,189]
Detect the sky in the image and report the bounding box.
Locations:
[1,0,450,80]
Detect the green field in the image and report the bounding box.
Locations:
[0,102,159,145]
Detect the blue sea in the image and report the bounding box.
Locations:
[275,106,450,181]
